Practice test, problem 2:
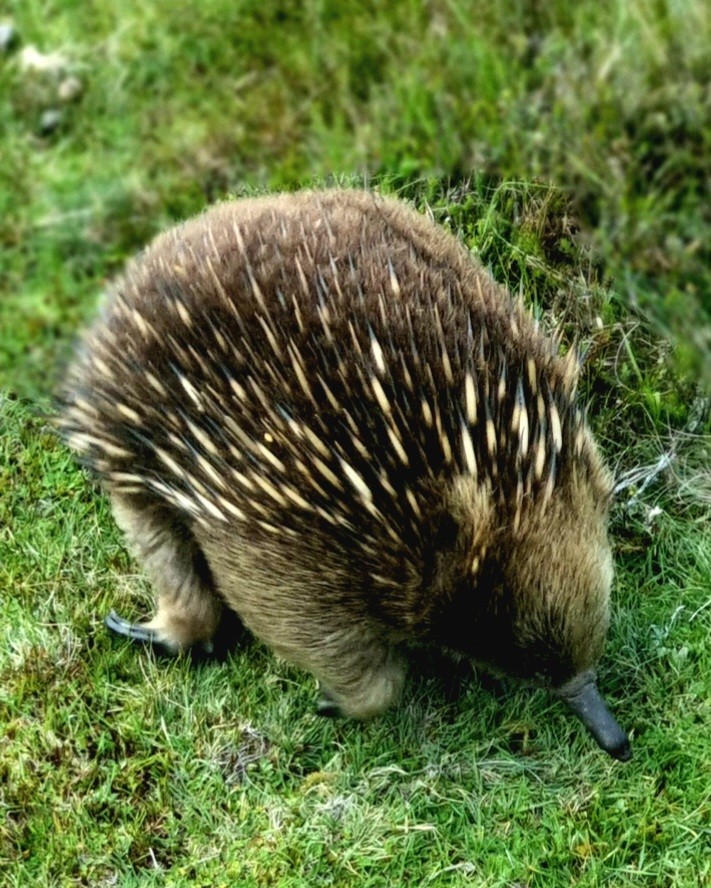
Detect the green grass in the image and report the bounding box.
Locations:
[1,0,710,884]
[1,0,710,393]
[2,396,710,886]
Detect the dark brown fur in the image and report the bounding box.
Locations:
[59,189,615,720]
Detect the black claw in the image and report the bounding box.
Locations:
[105,608,247,663]
[315,686,343,718]
[105,609,155,643]
[316,697,342,718]
[104,610,178,656]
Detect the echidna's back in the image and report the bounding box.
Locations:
[59,189,576,575]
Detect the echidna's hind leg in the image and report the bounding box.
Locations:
[106,493,224,654]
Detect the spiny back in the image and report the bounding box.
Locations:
[60,189,591,571]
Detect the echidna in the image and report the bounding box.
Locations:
[58,189,631,760]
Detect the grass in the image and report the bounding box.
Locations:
[1,0,710,884]
[1,0,710,393]
[2,396,710,886]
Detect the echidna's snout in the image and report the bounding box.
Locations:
[556,670,632,761]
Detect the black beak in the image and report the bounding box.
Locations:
[556,671,632,761]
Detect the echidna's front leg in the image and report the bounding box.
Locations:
[311,639,406,719]
[107,493,224,655]
[265,622,406,720]
[197,534,407,716]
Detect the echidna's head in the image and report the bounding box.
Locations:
[503,453,629,759]
[498,464,614,689]
[446,444,630,759]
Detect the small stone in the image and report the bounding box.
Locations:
[19,45,66,75]
[39,108,62,135]
[0,23,18,53]
[58,75,82,103]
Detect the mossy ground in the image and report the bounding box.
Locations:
[1,1,709,885]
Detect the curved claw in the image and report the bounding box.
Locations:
[104,609,237,661]
[105,610,176,654]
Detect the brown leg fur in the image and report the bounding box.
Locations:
[110,493,223,651]
[254,612,406,719]
[197,533,407,718]
[313,637,406,719]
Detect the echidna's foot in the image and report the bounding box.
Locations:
[105,610,195,656]
[105,605,245,662]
